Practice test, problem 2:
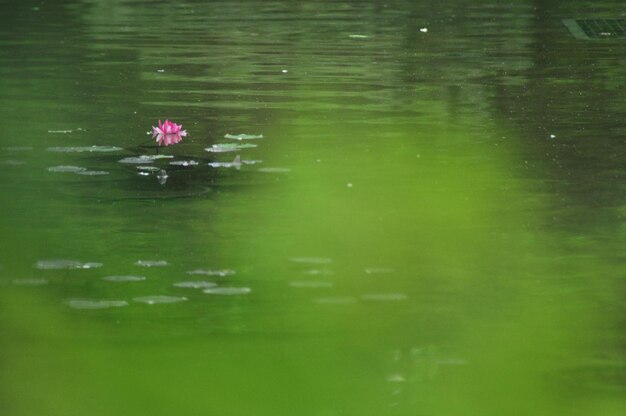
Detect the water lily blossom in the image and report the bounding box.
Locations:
[152,119,187,146]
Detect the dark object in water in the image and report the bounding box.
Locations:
[563,19,626,40]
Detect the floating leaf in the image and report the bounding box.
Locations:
[119,155,174,164]
[47,129,74,134]
[224,133,264,140]
[135,260,169,267]
[186,269,236,277]
[65,299,128,309]
[35,259,102,269]
[47,165,87,173]
[103,275,146,282]
[203,287,251,295]
[173,281,217,289]
[136,166,161,172]
[205,143,257,153]
[76,170,110,176]
[133,295,187,305]
[169,160,199,167]
[47,146,124,153]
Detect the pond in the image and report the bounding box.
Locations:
[0,1,624,415]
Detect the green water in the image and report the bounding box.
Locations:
[1,1,624,415]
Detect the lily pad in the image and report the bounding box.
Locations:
[119,155,174,164]
[224,133,264,140]
[169,160,199,167]
[136,166,161,172]
[187,269,236,277]
[47,146,124,153]
[76,170,110,176]
[47,129,75,134]
[205,143,257,153]
[208,155,262,169]
[203,287,251,295]
[47,165,87,173]
[103,275,146,282]
[173,281,218,289]
[133,295,187,305]
[135,260,169,267]
[35,259,102,270]
[65,299,128,309]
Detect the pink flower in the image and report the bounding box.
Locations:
[152,119,187,146]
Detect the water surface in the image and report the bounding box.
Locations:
[0,1,624,415]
